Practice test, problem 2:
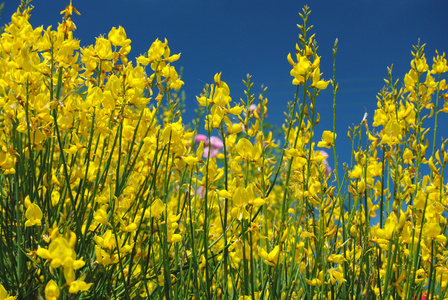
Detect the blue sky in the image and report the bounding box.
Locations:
[2,0,448,169]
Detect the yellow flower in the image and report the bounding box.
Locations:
[24,196,43,227]
[0,284,15,300]
[259,245,283,267]
[328,267,346,285]
[305,271,324,287]
[317,131,336,148]
[44,280,60,300]
[431,51,448,74]
[310,67,329,89]
[60,4,81,19]
[327,254,346,264]
[36,234,86,284]
[289,52,311,85]
[411,54,429,73]
[235,138,262,161]
[94,37,113,60]
[423,218,441,239]
[108,26,131,48]
[68,279,92,294]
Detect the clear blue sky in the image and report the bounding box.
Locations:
[2,0,448,168]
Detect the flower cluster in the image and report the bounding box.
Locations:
[0,3,447,300]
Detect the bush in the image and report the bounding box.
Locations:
[0,2,447,299]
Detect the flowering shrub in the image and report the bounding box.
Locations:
[0,2,448,299]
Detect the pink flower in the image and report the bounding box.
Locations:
[244,104,268,118]
[194,134,207,143]
[249,104,258,114]
[318,150,331,177]
[194,134,223,158]
[209,136,223,150]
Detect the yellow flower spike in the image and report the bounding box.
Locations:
[147,38,178,63]
[44,280,59,300]
[290,54,311,85]
[411,54,429,73]
[431,51,448,74]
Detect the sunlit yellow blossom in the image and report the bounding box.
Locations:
[289,52,311,85]
[108,26,131,48]
[317,131,336,148]
[235,138,262,161]
[431,51,448,74]
[310,67,329,89]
